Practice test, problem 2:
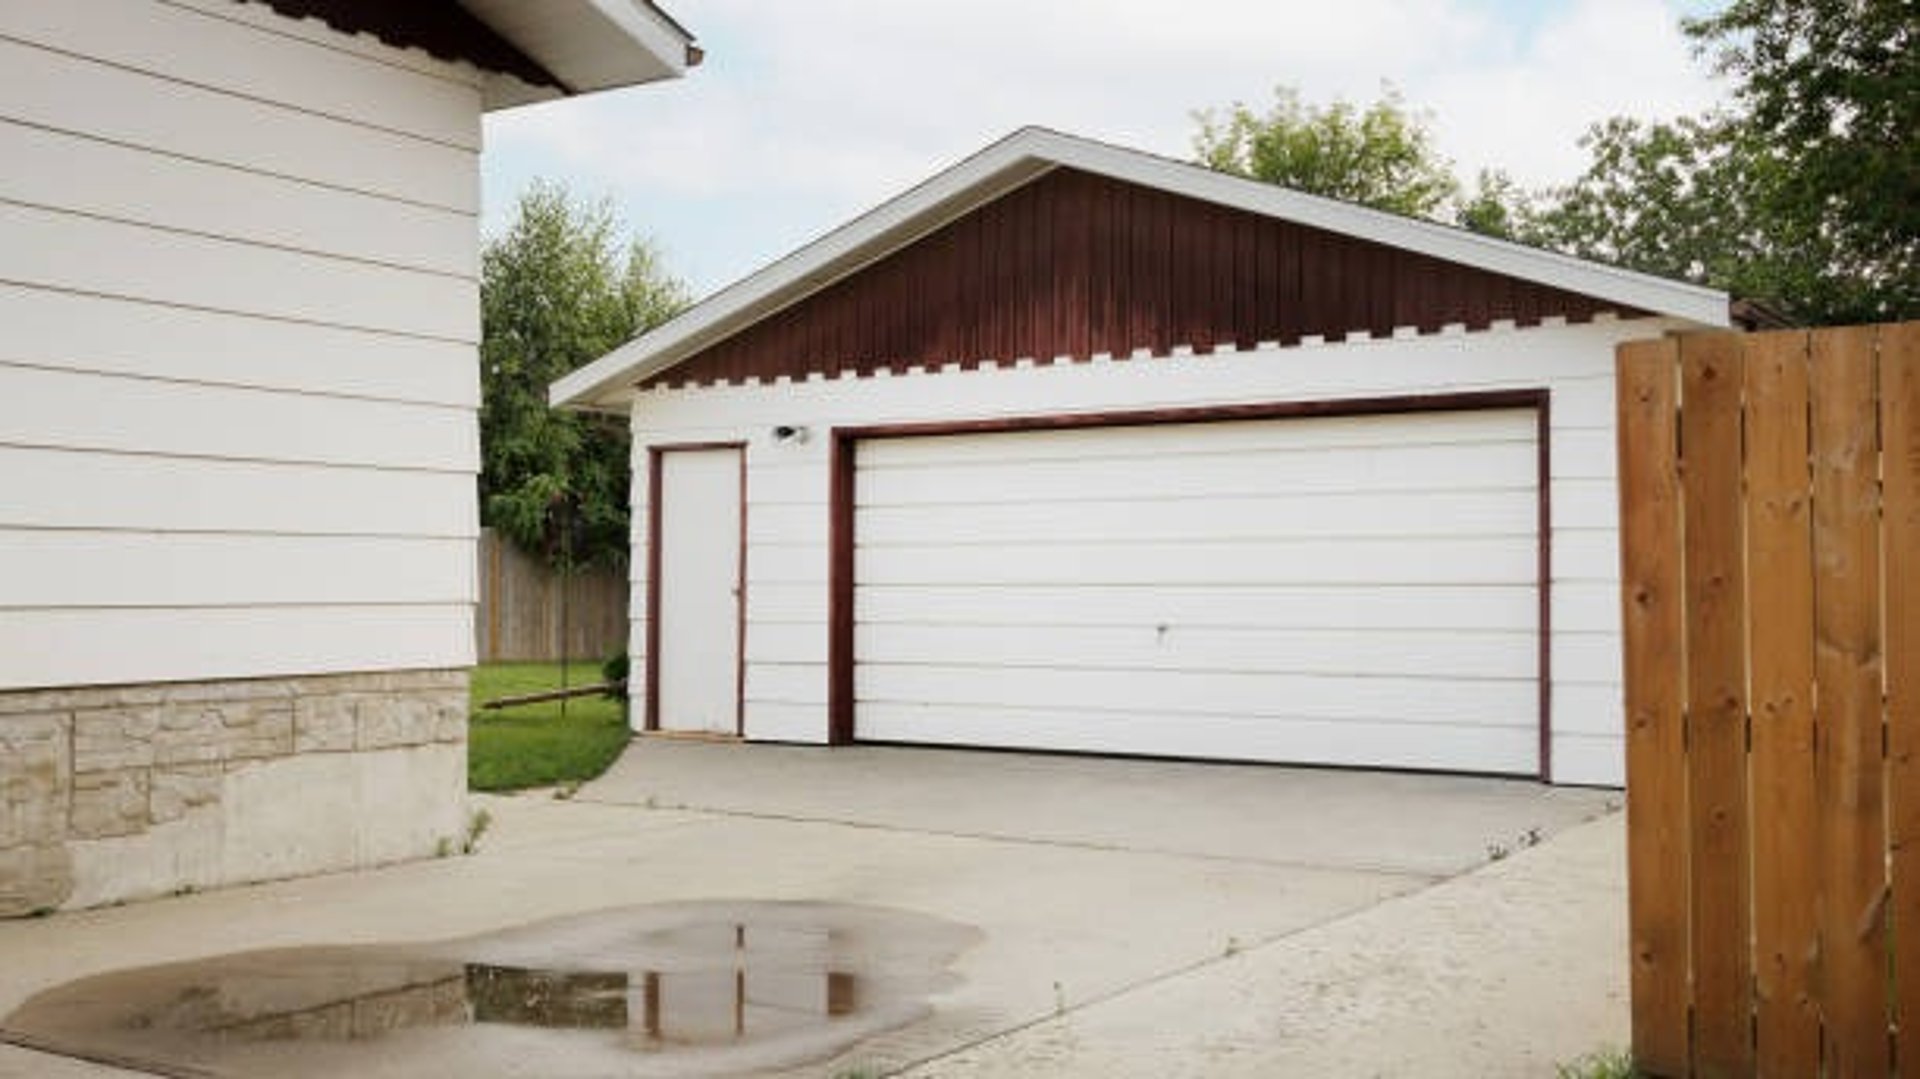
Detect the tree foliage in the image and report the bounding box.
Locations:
[1680,0,1918,321]
[480,181,688,568]
[1194,3,1917,325]
[1194,86,1461,220]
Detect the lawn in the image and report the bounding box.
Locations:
[468,662,631,792]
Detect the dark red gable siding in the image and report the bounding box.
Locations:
[649,167,1645,388]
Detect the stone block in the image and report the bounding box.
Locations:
[1,714,71,848]
[155,702,293,765]
[357,695,439,750]
[72,708,160,772]
[151,764,222,825]
[70,768,150,840]
[431,693,468,744]
[0,843,74,917]
[294,694,357,753]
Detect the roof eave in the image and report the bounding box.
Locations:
[462,0,698,112]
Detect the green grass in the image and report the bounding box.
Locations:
[468,662,631,792]
[1556,1049,1641,1079]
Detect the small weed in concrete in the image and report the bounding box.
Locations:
[1052,980,1066,1016]
[463,807,493,854]
[1223,935,1242,958]
[831,1066,879,1079]
[1556,1048,1640,1078]
[1521,826,1543,848]
[435,836,454,858]
[1486,843,1510,862]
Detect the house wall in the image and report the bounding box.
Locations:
[0,0,483,913]
[627,317,1686,787]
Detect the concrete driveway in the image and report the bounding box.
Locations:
[0,741,1628,1077]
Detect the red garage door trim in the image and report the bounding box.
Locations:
[827,386,1555,781]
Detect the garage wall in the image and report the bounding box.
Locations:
[628,316,1688,786]
[0,0,483,689]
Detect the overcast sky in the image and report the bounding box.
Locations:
[480,0,1728,298]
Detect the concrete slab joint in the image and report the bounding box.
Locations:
[0,669,469,917]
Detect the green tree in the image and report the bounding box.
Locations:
[1527,0,1915,324]
[1194,86,1461,220]
[1683,0,1917,321]
[480,181,688,568]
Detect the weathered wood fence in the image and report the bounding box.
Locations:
[475,528,628,663]
[1619,322,1920,1078]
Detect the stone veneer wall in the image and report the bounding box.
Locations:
[0,669,468,917]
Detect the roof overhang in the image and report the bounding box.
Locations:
[552,127,1732,412]
[459,0,700,110]
[245,0,698,111]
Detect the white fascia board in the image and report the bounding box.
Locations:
[583,0,692,79]
[551,127,1729,410]
[465,0,691,110]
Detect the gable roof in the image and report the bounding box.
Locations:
[247,0,698,109]
[553,127,1730,411]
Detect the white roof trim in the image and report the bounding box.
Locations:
[553,127,1730,410]
[462,0,695,110]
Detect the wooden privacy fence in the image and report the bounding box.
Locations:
[475,528,628,663]
[1619,321,1920,1078]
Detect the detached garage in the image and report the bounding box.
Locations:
[553,127,1730,785]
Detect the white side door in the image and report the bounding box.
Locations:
[657,447,742,734]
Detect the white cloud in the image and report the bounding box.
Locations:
[483,0,1728,294]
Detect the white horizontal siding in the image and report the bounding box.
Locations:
[1,447,473,537]
[0,2,482,689]
[0,36,476,212]
[0,532,473,608]
[0,284,477,408]
[0,121,475,276]
[0,0,481,148]
[628,317,1691,783]
[0,202,475,341]
[0,364,473,471]
[0,605,474,691]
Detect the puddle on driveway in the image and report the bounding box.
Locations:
[1,901,979,1078]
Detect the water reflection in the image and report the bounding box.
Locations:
[2,902,978,1078]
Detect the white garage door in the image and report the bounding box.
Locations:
[851,407,1542,775]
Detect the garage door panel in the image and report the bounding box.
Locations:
[857,441,1536,506]
[857,488,1537,545]
[856,624,1536,680]
[851,407,1541,775]
[857,535,1535,588]
[856,703,1539,775]
[855,583,1538,632]
[856,664,1537,726]
[861,410,1531,467]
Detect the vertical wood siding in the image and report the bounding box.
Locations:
[651,168,1644,389]
[0,1,482,690]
